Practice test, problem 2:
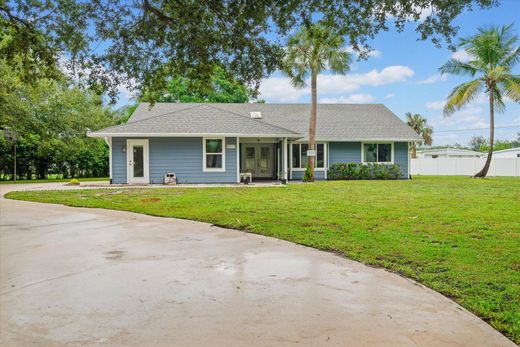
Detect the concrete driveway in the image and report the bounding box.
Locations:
[0,183,514,346]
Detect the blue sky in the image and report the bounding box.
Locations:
[118,0,520,147]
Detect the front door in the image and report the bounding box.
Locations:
[242,144,274,178]
[127,139,149,184]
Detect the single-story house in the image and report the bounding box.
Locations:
[484,147,520,158]
[416,148,483,159]
[88,103,421,184]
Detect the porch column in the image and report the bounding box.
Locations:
[282,137,288,181]
[236,137,240,183]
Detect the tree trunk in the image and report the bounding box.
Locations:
[474,91,494,178]
[307,70,317,182]
[411,143,417,159]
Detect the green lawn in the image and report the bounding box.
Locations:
[0,177,109,184]
[5,176,520,342]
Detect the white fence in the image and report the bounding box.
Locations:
[410,158,520,177]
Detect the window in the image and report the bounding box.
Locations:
[363,143,392,163]
[203,138,225,171]
[291,143,325,169]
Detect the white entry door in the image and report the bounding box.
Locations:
[127,139,149,184]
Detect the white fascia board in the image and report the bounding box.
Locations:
[88,132,302,139]
[315,138,422,142]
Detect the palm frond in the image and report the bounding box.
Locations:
[499,74,520,103]
[439,59,479,77]
[422,127,433,146]
[443,79,484,116]
[328,50,351,75]
[281,23,350,90]
[492,87,506,114]
[501,46,520,67]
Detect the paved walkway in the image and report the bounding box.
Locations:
[0,183,514,346]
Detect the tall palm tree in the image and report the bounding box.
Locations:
[283,24,351,181]
[440,24,520,178]
[406,112,433,158]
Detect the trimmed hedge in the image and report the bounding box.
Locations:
[327,162,402,180]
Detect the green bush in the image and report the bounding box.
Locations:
[69,178,80,185]
[303,165,313,182]
[327,162,402,180]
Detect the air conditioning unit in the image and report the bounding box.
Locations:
[250,111,262,119]
[164,172,177,185]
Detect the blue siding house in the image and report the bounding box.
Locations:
[89,103,421,184]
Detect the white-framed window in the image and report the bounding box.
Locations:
[362,142,393,163]
[291,143,325,169]
[203,137,226,172]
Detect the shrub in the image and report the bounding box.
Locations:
[328,162,402,180]
[303,165,313,182]
[69,178,80,185]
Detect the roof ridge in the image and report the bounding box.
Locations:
[206,104,300,135]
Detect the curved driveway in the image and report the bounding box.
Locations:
[0,183,514,346]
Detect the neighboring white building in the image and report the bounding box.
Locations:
[416,148,483,159]
[484,147,520,158]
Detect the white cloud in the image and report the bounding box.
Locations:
[385,93,396,99]
[117,79,138,101]
[345,47,382,58]
[387,6,434,22]
[418,74,447,84]
[430,106,487,128]
[318,66,414,93]
[259,66,414,102]
[451,49,472,62]
[258,77,308,102]
[320,94,376,104]
[425,100,445,110]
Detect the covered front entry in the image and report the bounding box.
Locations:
[240,143,275,179]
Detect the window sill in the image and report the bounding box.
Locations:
[361,162,394,164]
[291,168,327,171]
[203,168,226,173]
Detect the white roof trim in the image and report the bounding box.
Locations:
[88,132,303,139]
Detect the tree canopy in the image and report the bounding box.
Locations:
[0,0,500,102]
[142,66,257,103]
[406,112,433,158]
[0,56,116,180]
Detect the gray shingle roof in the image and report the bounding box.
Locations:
[90,104,300,137]
[91,102,421,141]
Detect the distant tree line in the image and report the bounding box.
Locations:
[469,134,520,152]
[0,55,117,181]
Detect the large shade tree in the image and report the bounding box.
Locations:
[283,24,351,181]
[440,24,520,178]
[143,66,256,103]
[406,112,433,158]
[0,0,501,101]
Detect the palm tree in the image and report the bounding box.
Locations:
[406,112,433,158]
[440,24,520,178]
[283,24,351,181]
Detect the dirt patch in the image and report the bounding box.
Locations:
[140,197,162,203]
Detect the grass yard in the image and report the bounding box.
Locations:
[0,177,109,184]
[6,176,520,342]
